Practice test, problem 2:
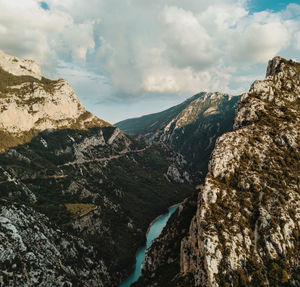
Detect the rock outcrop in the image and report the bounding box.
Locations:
[0,49,109,152]
[136,57,300,286]
[0,200,111,287]
[0,50,42,80]
[182,57,300,286]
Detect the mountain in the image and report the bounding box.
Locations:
[135,57,300,286]
[116,92,241,174]
[0,50,195,285]
[0,200,111,286]
[0,50,109,153]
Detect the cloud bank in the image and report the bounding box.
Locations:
[0,0,299,122]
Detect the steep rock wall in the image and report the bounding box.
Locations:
[0,49,109,152]
[181,57,300,286]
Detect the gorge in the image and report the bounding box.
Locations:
[120,205,178,287]
[0,49,299,287]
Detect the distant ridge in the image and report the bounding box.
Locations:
[116,92,241,173]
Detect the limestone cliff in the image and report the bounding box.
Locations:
[136,57,300,286]
[181,57,300,286]
[0,49,109,152]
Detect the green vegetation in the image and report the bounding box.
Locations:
[0,127,194,280]
[0,66,58,95]
[65,203,97,218]
[0,129,40,153]
[134,192,198,287]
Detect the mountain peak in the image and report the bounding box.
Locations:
[266,56,300,77]
[0,51,110,152]
[178,56,300,286]
[0,50,42,80]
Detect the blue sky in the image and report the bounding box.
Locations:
[248,0,293,13]
[0,0,299,123]
[40,1,49,10]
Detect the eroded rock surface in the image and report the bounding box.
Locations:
[0,201,111,287]
[137,57,300,287]
[0,50,42,80]
[181,57,300,286]
[0,49,109,152]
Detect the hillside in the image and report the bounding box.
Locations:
[116,92,241,174]
[0,200,111,287]
[0,50,195,285]
[0,50,109,153]
[116,94,204,136]
[135,57,300,286]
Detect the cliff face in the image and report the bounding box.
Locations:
[134,193,198,287]
[137,57,300,286]
[0,200,111,287]
[116,92,240,174]
[0,50,109,153]
[182,57,300,286]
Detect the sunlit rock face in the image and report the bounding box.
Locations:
[0,49,109,152]
[181,57,300,286]
[135,57,300,287]
[0,50,42,80]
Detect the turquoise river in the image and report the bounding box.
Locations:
[119,205,178,287]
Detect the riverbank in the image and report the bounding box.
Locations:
[119,204,179,287]
[146,203,179,236]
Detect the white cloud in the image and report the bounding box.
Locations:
[295,31,300,50]
[141,57,236,95]
[163,6,216,70]
[230,21,289,62]
[0,0,72,70]
[0,0,97,69]
[0,0,299,119]
[89,1,299,96]
[58,21,96,63]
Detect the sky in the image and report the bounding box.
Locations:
[0,0,299,124]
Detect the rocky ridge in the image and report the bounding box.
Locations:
[116,92,241,174]
[182,57,299,287]
[0,49,109,152]
[137,57,300,286]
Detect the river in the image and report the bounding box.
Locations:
[119,205,178,287]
